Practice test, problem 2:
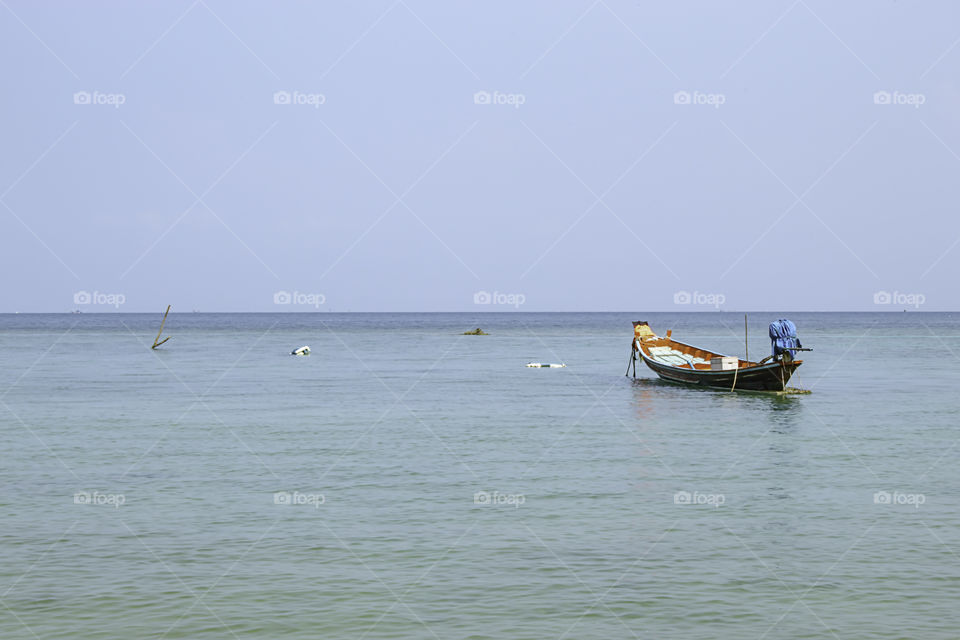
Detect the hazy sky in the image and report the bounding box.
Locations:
[2,1,958,312]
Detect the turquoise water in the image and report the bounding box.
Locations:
[1,312,958,639]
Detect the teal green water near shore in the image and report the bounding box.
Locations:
[1,312,958,639]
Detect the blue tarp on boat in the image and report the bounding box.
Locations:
[769,318,801,357]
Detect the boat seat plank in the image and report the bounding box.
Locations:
[647,346,709,366]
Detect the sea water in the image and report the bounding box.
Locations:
[1,312,958,639]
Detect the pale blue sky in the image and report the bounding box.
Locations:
[2,1,958,312]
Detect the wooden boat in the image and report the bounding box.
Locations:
[630,321,802,392]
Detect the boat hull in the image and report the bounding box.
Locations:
[640,353,800,391]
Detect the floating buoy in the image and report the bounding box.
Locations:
[526,362,565,368]
[291,346,310,356]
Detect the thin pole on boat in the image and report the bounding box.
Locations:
[624,350,633,377]
[744,314,748,362]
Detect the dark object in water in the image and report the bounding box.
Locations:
[463,328,488,335]
[152,305,171,349]
[629,321,807,392]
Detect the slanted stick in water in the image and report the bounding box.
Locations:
[152,305,171,349]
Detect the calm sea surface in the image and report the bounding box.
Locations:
[1,312,958,639]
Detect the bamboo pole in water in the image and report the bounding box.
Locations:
[152,305,171,349]
[744,314,748,362]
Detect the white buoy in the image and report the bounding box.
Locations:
[526,362,565,368]
[291,346,311,356]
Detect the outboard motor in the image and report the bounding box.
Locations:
[769,319,801,360]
